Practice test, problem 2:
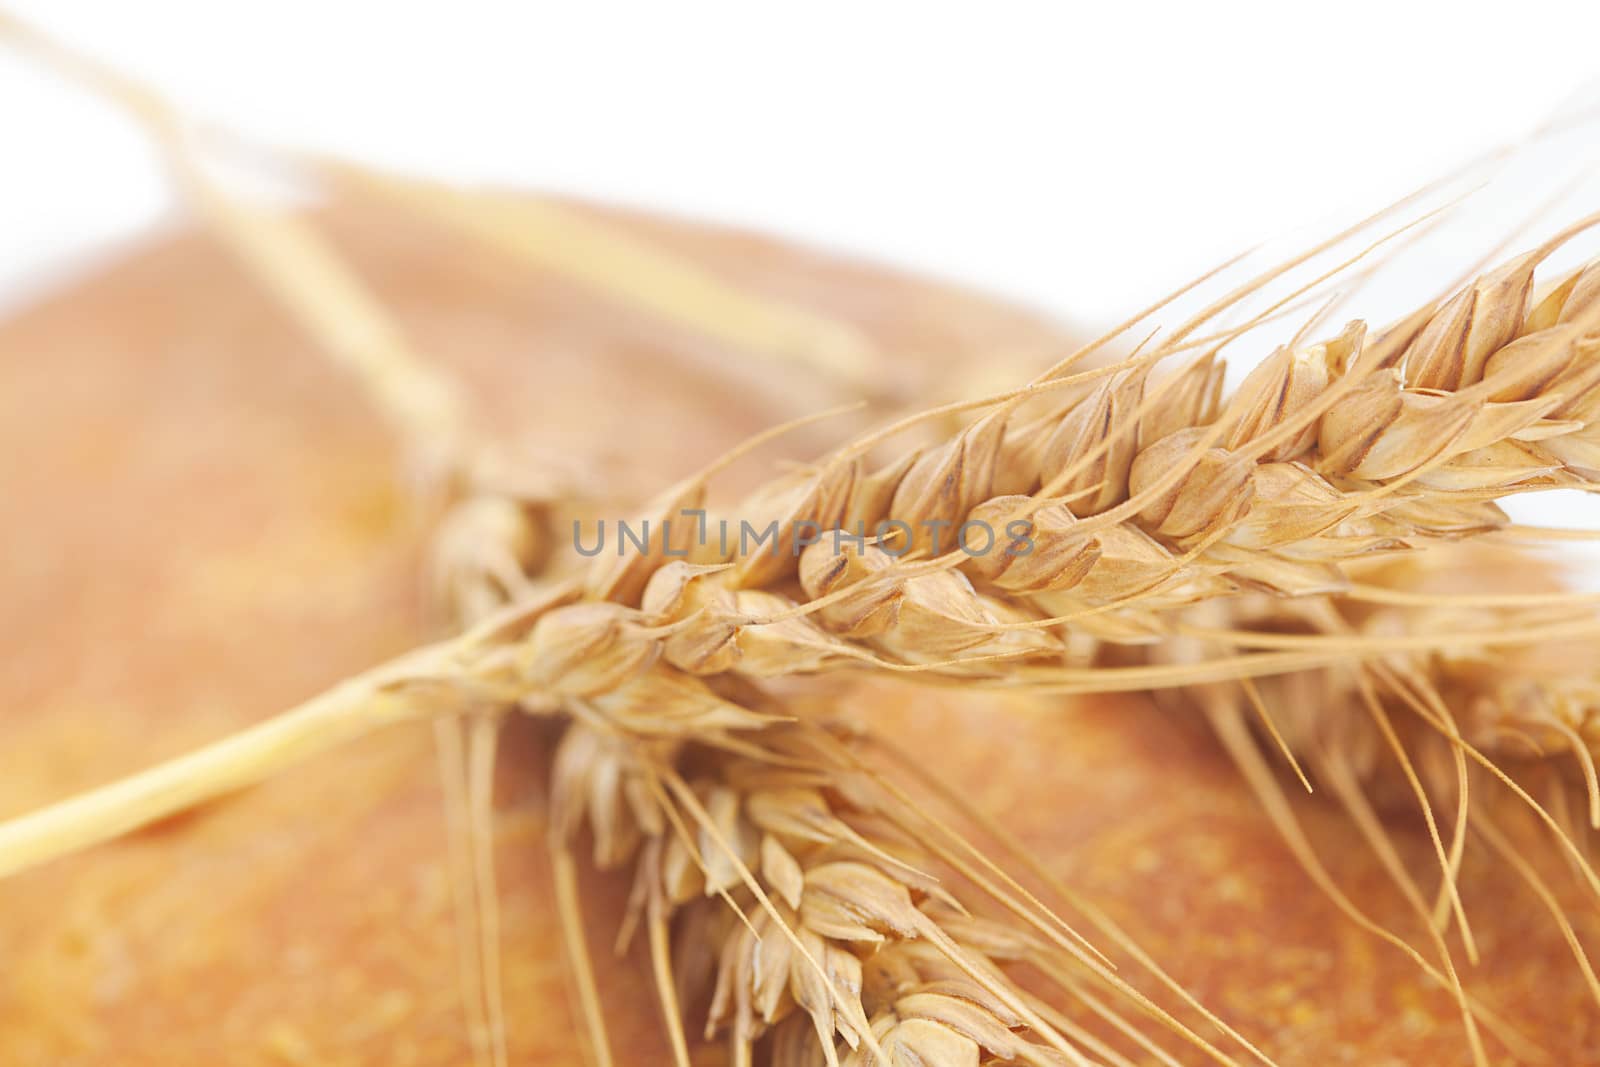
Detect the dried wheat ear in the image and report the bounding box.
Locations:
[521,229,1600,690]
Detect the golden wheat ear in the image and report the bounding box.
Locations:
[547,713,1275,1067]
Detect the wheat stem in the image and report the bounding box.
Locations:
[318,162,883,399]
[432,716,496,1067]
[645,873,694,1067]
[466,715,509,1067]
[549,842,616,1067]
[0,662,445,879]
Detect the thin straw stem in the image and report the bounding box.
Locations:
[0,658,450,880]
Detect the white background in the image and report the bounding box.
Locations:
[3,1,1599,567]
[5,2,1600,319]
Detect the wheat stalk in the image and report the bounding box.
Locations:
[311,162,887,401]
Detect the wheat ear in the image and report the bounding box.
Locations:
[499,236,1600,722]
[547,711,1267,1067]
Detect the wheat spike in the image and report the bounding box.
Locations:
[478,239,1600,723]
[550,715,1255,1066]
